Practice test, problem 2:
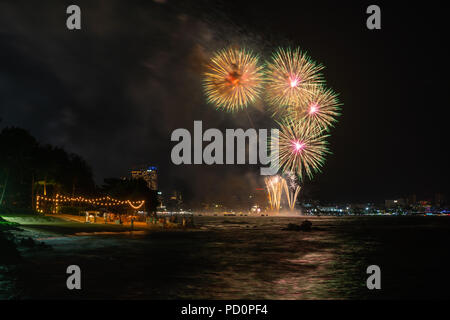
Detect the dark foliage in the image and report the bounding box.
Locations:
[102,178,159,213]
[0,127,95,209]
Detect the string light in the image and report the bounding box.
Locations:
[127,200,145,210]
[36,194,145,213]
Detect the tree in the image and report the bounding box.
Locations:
[102,178,158,215]
[0,127,95,210]
[0,127,38,207]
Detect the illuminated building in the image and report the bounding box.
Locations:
[385,199,406,209]
[166,190,183,211]
[131,166,158,191]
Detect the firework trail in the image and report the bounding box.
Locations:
[203,48,265,112]
[288,85,342,131]
[282,173,301,210]
[276,119,330,181]
[284,171,298,190]
[265,175,284,211]
[265,47,324,114]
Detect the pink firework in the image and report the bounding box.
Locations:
[276,119,330,180]
[288,85,342,131]
[265,47,324,112]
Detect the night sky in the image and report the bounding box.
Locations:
[0,0,448,204]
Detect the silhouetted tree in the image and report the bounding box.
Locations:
[0,127,95,209]
[102,178,158,214]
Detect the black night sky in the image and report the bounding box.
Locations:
[0,0,448,204]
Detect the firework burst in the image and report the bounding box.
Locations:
[288,86,342,131]
[265,47,324,113]
[203,48,265,112]
[276,119,330,180]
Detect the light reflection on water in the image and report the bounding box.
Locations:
[186,217,370,299]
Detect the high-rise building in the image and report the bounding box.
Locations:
[131,166,158,191]
[435,193,445,207]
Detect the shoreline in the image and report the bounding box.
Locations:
[2,214,450,299]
